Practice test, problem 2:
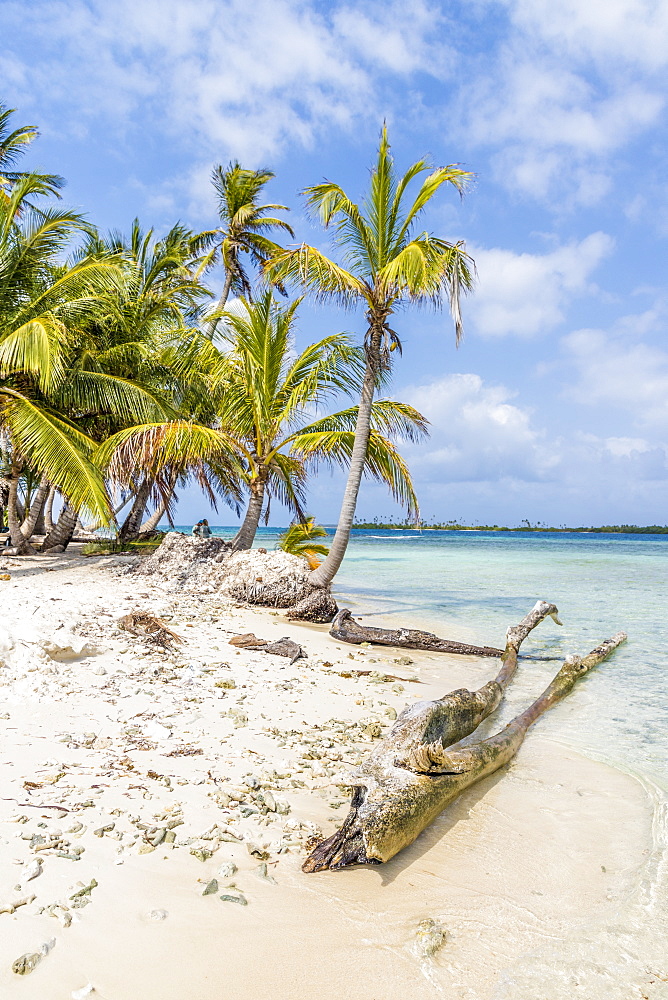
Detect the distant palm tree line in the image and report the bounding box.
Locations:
[0,101,474,581]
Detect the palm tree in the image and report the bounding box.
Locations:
[0,174,124,550]
[265,127,474,587]
[202,162,294,336]
[213,292,426,551]
[0,102,64,204]
[70,219,215,541]
[99,292,428,552]
[278,517,329,569]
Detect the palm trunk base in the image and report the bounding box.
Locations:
[286,588,338,623]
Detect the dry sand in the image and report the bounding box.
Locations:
[0,546,664,1000]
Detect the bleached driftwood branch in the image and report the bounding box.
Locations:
[330,608,504,657]
[304,602,626,872]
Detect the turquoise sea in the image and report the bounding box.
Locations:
[175,526,668,993]
[182,526,668,790]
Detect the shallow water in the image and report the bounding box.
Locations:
[197,526,668,788]
[179,526,668,995]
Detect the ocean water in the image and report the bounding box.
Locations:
[180,526,668,995]
[188,525,668,787]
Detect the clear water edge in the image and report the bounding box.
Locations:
[174,525,668,993]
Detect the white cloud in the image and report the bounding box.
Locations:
[459,0,668,204]
[401,373,550,481]
[467,233,613,337]
[3,0,447,163]
[561,320,668,428]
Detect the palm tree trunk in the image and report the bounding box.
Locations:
[118,478,152,543]
[20,476,50,539]
[231,479,266,551]
[309,333,380,588]
[44,485,56,533]
[0,477,10,529]
[139,469,178,534]
[206,269,234,339]
[7,463,34,553]
[41,501,79,552]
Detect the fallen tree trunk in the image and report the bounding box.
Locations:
[330,608,504,657]
[304,603,626,872]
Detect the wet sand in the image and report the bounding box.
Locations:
[0,548,664,999]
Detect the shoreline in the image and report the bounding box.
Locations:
[1,547,666,998]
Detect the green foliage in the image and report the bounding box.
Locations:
[278,517,330,567]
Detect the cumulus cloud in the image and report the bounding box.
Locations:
[2,0,448,163]
[467,233,613,337]
[397,371,668,496]
[561,318,668,428]
[459,0,668,204]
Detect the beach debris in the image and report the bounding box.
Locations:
[228,633,306,663]
[229,633,267,649]
[202,879,219,895]
[70,878,98,907]
[71,985,95,999]
[414,918,447,957]
[41,640,101,661]
[148,909,168,921]
[0,573,11,581]
[190,846,214,862]
[330,609,504,657]
[246,840,269,860]
[40,902,73,927]
[219,892,248,905]
[118,611,184,648]
[23,858,43,881]
[12,939,56,976]
[304,603,627,872]
[253,862,277,884]
[217,862,238,879]
[0,893,35,915]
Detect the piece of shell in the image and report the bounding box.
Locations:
[190,847,213,862]
[202,879,219,896]
[148,908,168,921]
[0,893,35,915]
[23,859,43,882]
[71,985,95,999]
[245,840,269,860]
[253,863,277,884]
[414,918,446,957]
[219,893,247,905]
[217,861,238,879]
[12,938,55,976]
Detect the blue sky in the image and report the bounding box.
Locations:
[3,0,668,527]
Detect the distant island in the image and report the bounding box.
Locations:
[352,519,668,534]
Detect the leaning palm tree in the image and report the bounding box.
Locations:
[99,293,428,553]
[215,292,427,551]
[265,127,474,587]
[202,162,294,336]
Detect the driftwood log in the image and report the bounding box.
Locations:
[304,601,627,872]
[330,608,503,657]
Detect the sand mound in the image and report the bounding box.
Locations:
[129,532,321,610]
[132,531,231,586]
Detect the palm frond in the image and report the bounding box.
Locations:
[1,389,110,522]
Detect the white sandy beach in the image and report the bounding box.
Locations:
[1,547,665,1000]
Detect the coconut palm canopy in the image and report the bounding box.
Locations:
[264,127,474,587]
[199,161,294,336]
[100,291,428,551]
